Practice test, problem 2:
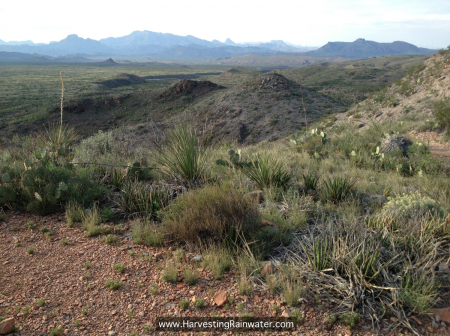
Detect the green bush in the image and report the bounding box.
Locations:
[104,279,122,290]
[381,192,446,220]
[434,97,450,129]
[131,220,165,247]
[401,272,438,314]
[202,246,233,280]
[162,185,260,243]
[339,312,360,329]
[161,263,178,283]
[154,125,209,182]
[1,143,104,214]
[82,206,113,237]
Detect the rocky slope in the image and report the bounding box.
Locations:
[335,50,450,130]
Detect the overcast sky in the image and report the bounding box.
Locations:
[1,0,449,48]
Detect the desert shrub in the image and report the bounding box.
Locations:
[280,270,302,307]
[154,125,209,182]
[182,267,200,285]
[339,312,360,329]
[118,180,168,217]
[401,271,438,314]
[130,219,165,246]
[104,279,122,290]
[381,192,446,220]
[179,299,190,310]
[104,235,120,246]
[162,185,260,243]
[65,200,84,227]
[320,176,356,203]
[242,155,291,189]
[434,97,450,129]
[82,205,112,237]
[202,245,233,280]
[0,143,104,215]
[161,263,178,283]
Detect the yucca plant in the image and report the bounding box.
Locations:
[321,176,356,203]
[242,155,291,190]
[302,171,318,191]
[301,236,330,271]
[154,125,209,182]
[37,122,79,151]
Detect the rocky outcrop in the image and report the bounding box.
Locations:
[380,136,413,156]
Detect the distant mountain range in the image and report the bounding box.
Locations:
[306,38,437,59]
[0,32,438,61]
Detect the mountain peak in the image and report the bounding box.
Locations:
[225,38,237,45]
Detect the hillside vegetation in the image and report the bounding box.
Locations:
[1,49,450,335]
[0,54,430,144]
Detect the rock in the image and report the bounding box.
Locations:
[108,332,116,336]
[411,316,422,325]
[260,261,276,278]
[432,320,439,329]
[281,309,292,318]
[261,219,277,227]
[433,308,450,323]
[0,317,15,335]
[438,262,450,274]
[213,290,228,307]
[260,220,279,233]
[246,190,264,204]
[380,136,413,157]
[191,255,202,262]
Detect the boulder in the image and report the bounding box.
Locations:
[0,317,15,335]
[433,308,450,323]
[213,290,228,307]
[380,136,413,157]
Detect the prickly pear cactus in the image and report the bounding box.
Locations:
[216,149,257,169]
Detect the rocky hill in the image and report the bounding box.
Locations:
[183,73,346,144]
[334,49,450,130]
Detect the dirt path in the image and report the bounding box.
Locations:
[410,131,450,163]
[0,213,446,336]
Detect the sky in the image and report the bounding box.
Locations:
[0,0,449,48]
